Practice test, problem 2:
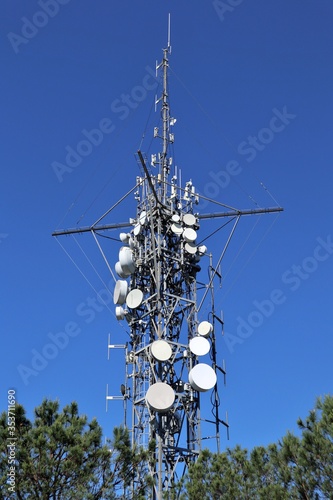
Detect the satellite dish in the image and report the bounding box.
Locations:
[139,210,147,225]
[126,289,143,309]
[119,232,130,243]
[171,223,183,235]
[185,242,197,255]
[151,340,172,361]
[198,321,213,337]
[115,261,130,278]
[183,213,196,226]
[133,223,141,236]
[119,246,136,274]
[115,306,126,320]
[171,214,180,223]
[113,280,128,305]
[146,382,175,412]
[189,364,217,392]
[189,336,211,356]
[198,245,207,256]
[183,227,197,243]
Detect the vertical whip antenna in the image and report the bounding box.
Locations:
[168,13,171,53]
[161,45,169,204]
[155,14,173,206]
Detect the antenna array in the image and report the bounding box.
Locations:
[108,43,223,494]
[53,21,283,499]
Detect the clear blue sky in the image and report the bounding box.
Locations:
[1,0,333,452]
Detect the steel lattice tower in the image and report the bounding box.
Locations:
[53,28,283,500]
[112,45,224,497]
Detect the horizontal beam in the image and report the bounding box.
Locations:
[52,207,283,237]
[198,206,283,220]
[52,221,132,237]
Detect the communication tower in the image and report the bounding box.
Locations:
[53,21,283,499]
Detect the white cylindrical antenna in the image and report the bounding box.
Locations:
[168,13,171,53]
[179,168,182,200]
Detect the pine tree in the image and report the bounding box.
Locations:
[0,399,150,500]
[182,394,333,499]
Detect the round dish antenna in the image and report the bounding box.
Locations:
[185,242,197,254]
[183,213,196,226]
[189,364,217,392]
[126,289,143,309]
[171,223,183,235]
[113,280,128,305]
[115,306,126,321]
[189,336,211,356]
[146,382,175,412]
[151,339,172,361]
[198,321,213,337]
[183,227,197,243]
[119,246,136,274]
[119,232,130,243]
[115,261,130,278]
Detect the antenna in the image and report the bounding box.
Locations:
[52,21,283,499]
[168,13,171,53]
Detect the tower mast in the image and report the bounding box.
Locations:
[52,19,283,499]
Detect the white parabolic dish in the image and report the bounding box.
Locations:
[133,223,141,236]
[139,210,147,225]
[126,288,143,309]
[198,245,207,256]
[113,280,128,305]
[198,320,213,337]
[115,306,126,321]
[183,227,197,243]
[189,363,217,392]
[189,336,211,356]
[146,382,175,412]
[171,223,183,235]
[183,213,196,226]
[119,246,136,274]
[115,261,130,278]
[151,340,172,361]
[119,232,130,243]
[185,242,197,254]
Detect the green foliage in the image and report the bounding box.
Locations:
[0,399,151,500]
[0,399,115,499]
[1,395,332,499]
[296,395,333,497]
[183,394,333,500]
[110,426,153,499]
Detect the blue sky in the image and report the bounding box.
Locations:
[1,0,333,453]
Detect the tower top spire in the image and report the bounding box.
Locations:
[167,12,171,53]
[154,13,174,204]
